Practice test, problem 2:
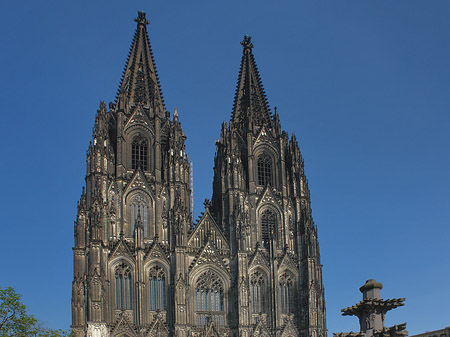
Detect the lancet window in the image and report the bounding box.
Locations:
[250,270,267,314]
[261,209,276,249]
[149,265,166,311]
[131,135,148,171]
[195,270,225,326]
[130,194,149,236]
[279,272,294,314]
[257,153,272,186]
[115,263,133,310]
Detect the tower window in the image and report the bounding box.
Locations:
[257,154,272,186]
[115,263,132,310]
[261,209,276,249]
[250,270,267,314]
[149,265,166,311]
[279,272,294,314]
[130,194,149,236]
[132,136,148,170]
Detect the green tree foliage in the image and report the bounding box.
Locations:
[0,286,70,337]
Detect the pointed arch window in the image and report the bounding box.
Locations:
[250,270,267,314]
[131,194,149,236]
[279,272,294,314]
[257,154,272,186]
[261,209,276,249]
[149,265,166,311]
[195,270,225,326]
[132,135,148,171]
[115,263,132,309]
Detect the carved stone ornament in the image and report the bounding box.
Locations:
[86,322,109,337]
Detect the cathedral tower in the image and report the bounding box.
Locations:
[72,12,191,337]
[72,12,326,337]
[211,35,327,337]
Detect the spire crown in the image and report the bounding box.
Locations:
[134,11,149,26]
[241,35,253,51]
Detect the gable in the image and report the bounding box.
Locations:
[123,169,155,201]
[187,209,229,250]
[279,317,299,337]
[253,125,277,151]
[144,241,169,265]
[111,313,137,337]
[278,252,298,273]
[147,315,169,337]
[256,185,282,210]
[109,239,135,262]
[251,317,271,337]
[124,105,154,135]
[189,240,230,275]
[248,248,270,272]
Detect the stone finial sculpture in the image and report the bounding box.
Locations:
[334,279,408,337]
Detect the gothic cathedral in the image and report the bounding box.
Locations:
[72,12,326,337]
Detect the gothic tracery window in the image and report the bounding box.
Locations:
[131,135,148,171]
[130,194,149,236]
[250,270,267,314]
[195,270,225,326]
[257,153,272,186]
[261,209,276,249]
[149,265,166,311]
[279,272,294,314]
[115,263,133,310]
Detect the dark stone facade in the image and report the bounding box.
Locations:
[72,12,326,337]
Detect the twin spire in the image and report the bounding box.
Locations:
[117,12,272,130]
[116,11,164,112]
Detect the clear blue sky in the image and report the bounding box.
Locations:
[0,0,449,335]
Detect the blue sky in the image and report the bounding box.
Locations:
[0,0,449,335]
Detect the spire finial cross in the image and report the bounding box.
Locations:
[241,35,253,50]
[134,11,149,26]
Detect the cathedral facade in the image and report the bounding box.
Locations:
[72,12,326,337]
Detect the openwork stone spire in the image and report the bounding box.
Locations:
[116,11,164,112]
[232,35,272,132]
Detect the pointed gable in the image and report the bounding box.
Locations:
[278,251,298,273]
[204,321,221,337]
[251,316,271,337]
[147,315,169,337]
[187,209,229,251]
[189,239,230,275]
[144,240,169,265]
[109,239,134,262]
[256,185,282,209]
[279,316,299,337]
[124,104,154,134]
[254,125,277,151]
[111,312,137,337]
[116,11,164,113]
[124,169,154,199]
[248,246,270,271]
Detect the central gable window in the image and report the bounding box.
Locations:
[195,270,225,326]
